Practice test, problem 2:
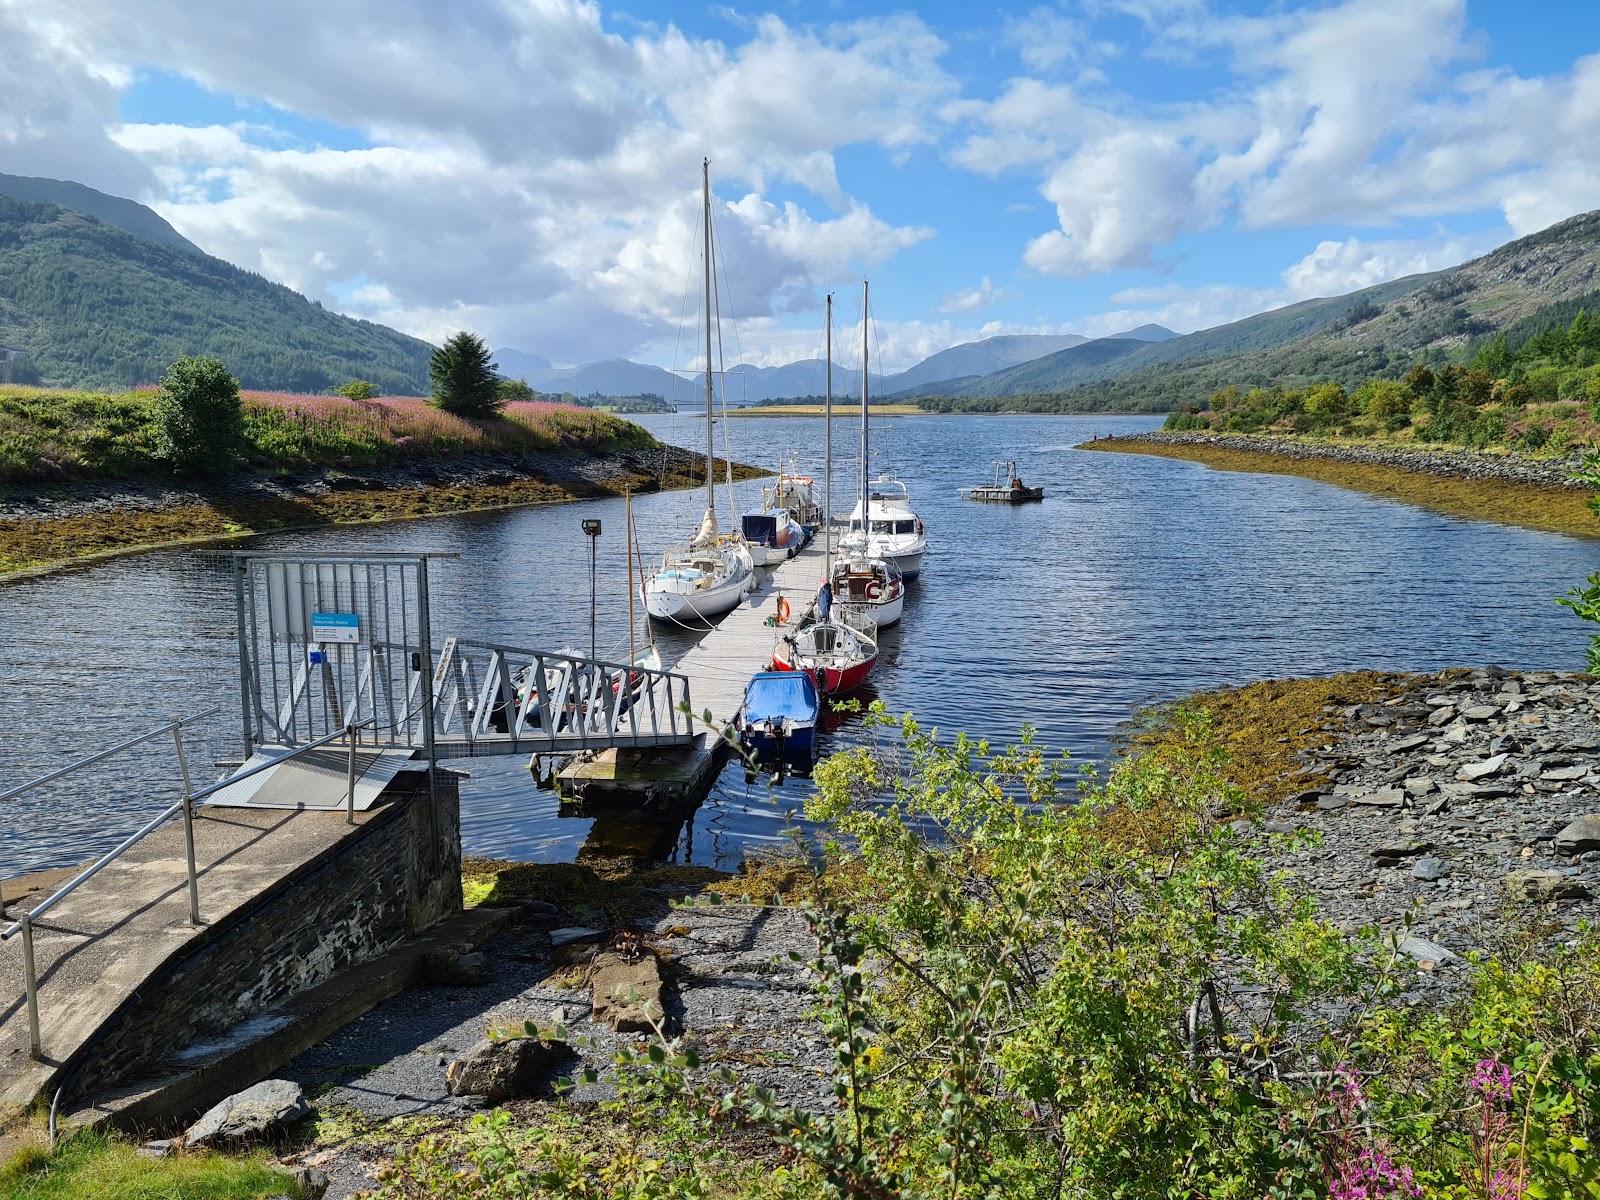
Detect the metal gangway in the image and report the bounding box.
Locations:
[232,553,695,764]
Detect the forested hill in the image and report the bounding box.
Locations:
[0,173,202,254]
[0,194,433,393]
[911,209,1600,411]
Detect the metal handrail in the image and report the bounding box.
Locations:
[3,713,378,1061]
[0,706,224,804]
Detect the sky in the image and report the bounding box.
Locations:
[3,0,1599,373]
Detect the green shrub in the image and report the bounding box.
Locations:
[152,355,245,474]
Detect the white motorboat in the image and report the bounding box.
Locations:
[845,475,927,580]
[843,281,928,582]
[832,541,904,627]
[642,161,755,622]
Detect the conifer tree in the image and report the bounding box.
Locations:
[429,332,503,416]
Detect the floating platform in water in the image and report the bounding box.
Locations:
[958,460,1044,504]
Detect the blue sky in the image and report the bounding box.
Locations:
[4,0,1600,370]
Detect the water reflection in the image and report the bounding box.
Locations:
[2,412,1594,877]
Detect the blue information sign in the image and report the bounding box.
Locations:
[311,612,361,643]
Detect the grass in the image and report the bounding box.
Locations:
[0,386,656,484]
[0,1129,297,1200]
[1085,435,1600,539]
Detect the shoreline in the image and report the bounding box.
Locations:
[0,445,765,583]
[1083,429,1598,539]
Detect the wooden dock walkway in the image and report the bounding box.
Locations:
[558,536,829,804]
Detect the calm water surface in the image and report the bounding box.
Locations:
[3,412,1596,876]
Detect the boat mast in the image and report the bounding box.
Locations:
[824,293,833,579]
[626,487,636,666]
[860,280,869,545]
[702,158,717,533]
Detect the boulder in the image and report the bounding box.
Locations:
[1411,858,1449,882]
[590,950,666,1033]
[292,1168,330,1200]
[445,1036,572,1101]
[183,1079,309,1149]
[1504,870,1592,902]
[1554,815,1600,856]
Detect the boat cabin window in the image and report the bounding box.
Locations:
[871,520,893,534]
[895,519,915,534]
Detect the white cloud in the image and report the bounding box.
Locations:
[939,277,1004,313]
[4,0,953,363]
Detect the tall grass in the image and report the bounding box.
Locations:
[0,1129,293,1199]
[0,386,656,483]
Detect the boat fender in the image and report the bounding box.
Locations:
[776,596,791,624]
[864,579,882,601]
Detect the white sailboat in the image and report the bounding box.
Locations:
[841,280,926,588]
[643,161,756,622]
[772,292,878,695]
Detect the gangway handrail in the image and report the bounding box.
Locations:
[0,706,224,805]
[2,713,381,1062]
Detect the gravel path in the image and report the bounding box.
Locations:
[277,895,829,1199]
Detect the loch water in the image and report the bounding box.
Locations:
[3,412,1597,877]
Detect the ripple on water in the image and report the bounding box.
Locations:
[1,412,1591,876]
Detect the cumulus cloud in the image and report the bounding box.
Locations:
[3,0,953,362]
[939,277,1005,313]
[954,0,1600,277]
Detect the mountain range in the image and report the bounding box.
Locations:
[4,171,1599,410]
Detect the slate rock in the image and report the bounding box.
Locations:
[446,1037,573,1101]
[1504,870,1592,902]
[423,950,492,987]
[590,949,667,1033]
[1371,841,1431,865]
[550,926,607,948]
[1411,857,1449,882]
[1427,706,1456,726]
[1541,764,1589,782]
[1316,796,1348,811]
[1462,705,1501,722]
[1388,733,1431,753]
[1554,816,1600,856]
[1403,777,1437,796]
[1458,754,1508,781]
[1397,935,1459,965]
[1353,789,1405,808]
[293,1168,331,1200]
[184,1079,309,1148]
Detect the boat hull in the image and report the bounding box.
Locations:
[643,572,750,621]
[838,593,902,627]
[882,547,924,580]
[770,648,878,695]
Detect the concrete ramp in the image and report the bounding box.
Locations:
[205,746,416,811]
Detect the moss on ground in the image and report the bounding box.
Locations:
[1084,437,1597,539]
[460,856,728,929]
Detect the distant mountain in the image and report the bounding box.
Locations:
[493,347,553,381]
[919,209,1600,411]
[0,193,432,392]
[0,173,202,255]
[1114,324,1180,343]
[884,334,1087,392]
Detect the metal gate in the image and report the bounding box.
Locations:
[233,553,438,758]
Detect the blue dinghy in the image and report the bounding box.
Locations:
[735,670,822,779]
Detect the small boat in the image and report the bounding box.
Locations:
[831,542,904,627]
[771,609,878,695]
[959,461,1044,503]
[642,161,755,621]
[771,294,879,697]
[768,452,822,537]
[844,286,928,579]
[735,670,822,779]
[740,509,806,567]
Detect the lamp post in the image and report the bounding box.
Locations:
[582,518,602,660]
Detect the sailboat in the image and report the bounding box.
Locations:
[642,161,756,622]
[843,281,928,581]
[772,292,878,695]
[832,280,908,627]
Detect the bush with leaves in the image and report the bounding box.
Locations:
[152,354,245,474]
[338,379,379,401]
[430,332,504,417]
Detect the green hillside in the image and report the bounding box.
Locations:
[0,194,433,393]
[0,173,201,254]
[908,209,1600,411]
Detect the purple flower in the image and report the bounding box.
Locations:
[1469,1057,1514,1100]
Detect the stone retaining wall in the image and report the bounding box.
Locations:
[72,771,461,1098]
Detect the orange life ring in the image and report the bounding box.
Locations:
[776,596,792,623]
[864,580,883,601]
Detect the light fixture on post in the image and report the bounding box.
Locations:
[582,518,602,661]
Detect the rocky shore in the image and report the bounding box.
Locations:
[0,444,714,524]
[1098,429,1591,490]
[1257,667,1600,998]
